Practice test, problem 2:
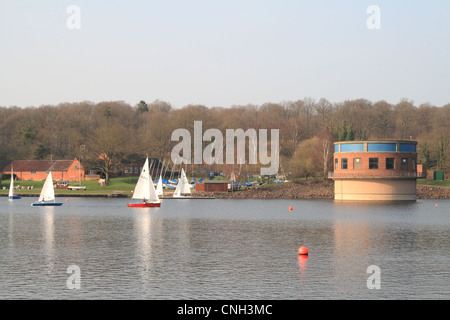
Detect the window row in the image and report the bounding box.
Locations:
[336,157,415,170]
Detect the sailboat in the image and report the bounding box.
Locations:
[173,168,192,198]
[32,172,63,206]
[9,166,21,200]
[156,174,164,197]
[128,157,161,207]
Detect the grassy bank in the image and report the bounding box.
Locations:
[417,179,450,188]
[0,177,139,196]
[2,177,449,199]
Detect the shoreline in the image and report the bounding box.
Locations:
[2,180,449,199]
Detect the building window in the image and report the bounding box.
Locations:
[125,167,132,174]
[369,158,379,169]
[135,167,139,174]
[353,158,362,170]
[335,158,338,170]
[412,159,416,171]
[386,158,395,170]
[341,158,348,170]
[401,158,408,170]
[31,171,36,174]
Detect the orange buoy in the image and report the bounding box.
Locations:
[298,246,309,255]
[435,203,439,207]
[65,199,69,202]
[289,206,293,211]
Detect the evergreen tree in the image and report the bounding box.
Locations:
[137,100,149,113]
[341,121,348,141]
[346,123,355,141]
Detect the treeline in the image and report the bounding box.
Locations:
[0,98,449,181]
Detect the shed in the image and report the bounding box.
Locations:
[195,180,230,192]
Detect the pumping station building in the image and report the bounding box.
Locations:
[330,140,419,201]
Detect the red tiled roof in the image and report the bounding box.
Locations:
[3,160,77,173]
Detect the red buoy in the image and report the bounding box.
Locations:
[289,206,293,211]
[298,246,309,255]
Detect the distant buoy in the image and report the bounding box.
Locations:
[298,246,309,255]
[289,206,293,211]
[435,203,439,207]
[65,199,69,202]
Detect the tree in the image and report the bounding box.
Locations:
[416,103,434,134]
[435,132,449,175]
[418,141,431,167]
[394,99,416,139]
[317,130,334,179]
[85,123,130,184]
[288,137,321,179]
[372,100,394,139]
[346,123,355,141]
[136,100,149,113]
[33,144,51,160]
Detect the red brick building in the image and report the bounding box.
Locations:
[330,140,418,200]
[3,159,85,181]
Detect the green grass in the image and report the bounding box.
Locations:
[417,179,450,188]
[0,177,140,195]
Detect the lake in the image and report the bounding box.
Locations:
[0,197,449,300]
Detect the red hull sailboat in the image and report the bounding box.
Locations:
[127,201,161,208]
[127,157,161,208]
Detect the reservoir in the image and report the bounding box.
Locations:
[0,197,448,299]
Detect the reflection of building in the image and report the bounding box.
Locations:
[330,140,418,200]
[4,159,84,181]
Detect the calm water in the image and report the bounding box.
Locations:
[0,196,449,300]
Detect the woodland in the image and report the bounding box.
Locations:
[1,98,449,182]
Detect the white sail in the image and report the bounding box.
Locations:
[9,168,14,198]
[173,168,191,197]
[148,174,160,203]
[132,158,151,200]
[39,172,55,202]
[132,157,160,203]
[156,174,164,196]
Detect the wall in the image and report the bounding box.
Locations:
[334,179,417,201]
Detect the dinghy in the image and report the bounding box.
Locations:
[173,168,192,198]
[32,172,63,206]
[127,157,161,207]
[156,174,164,197]
[8,166,21,200]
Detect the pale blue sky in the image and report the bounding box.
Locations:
[1,0,449,108]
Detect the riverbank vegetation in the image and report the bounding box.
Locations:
[1,98,449,184]
[2,177,449,199]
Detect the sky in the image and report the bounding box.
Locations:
[0,0,449,109]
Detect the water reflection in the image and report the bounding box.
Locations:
[0,198,448,299]
[43,207,55,275]
[298,255,308,281]
[8,212,14,248]
[134,210,154,288]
